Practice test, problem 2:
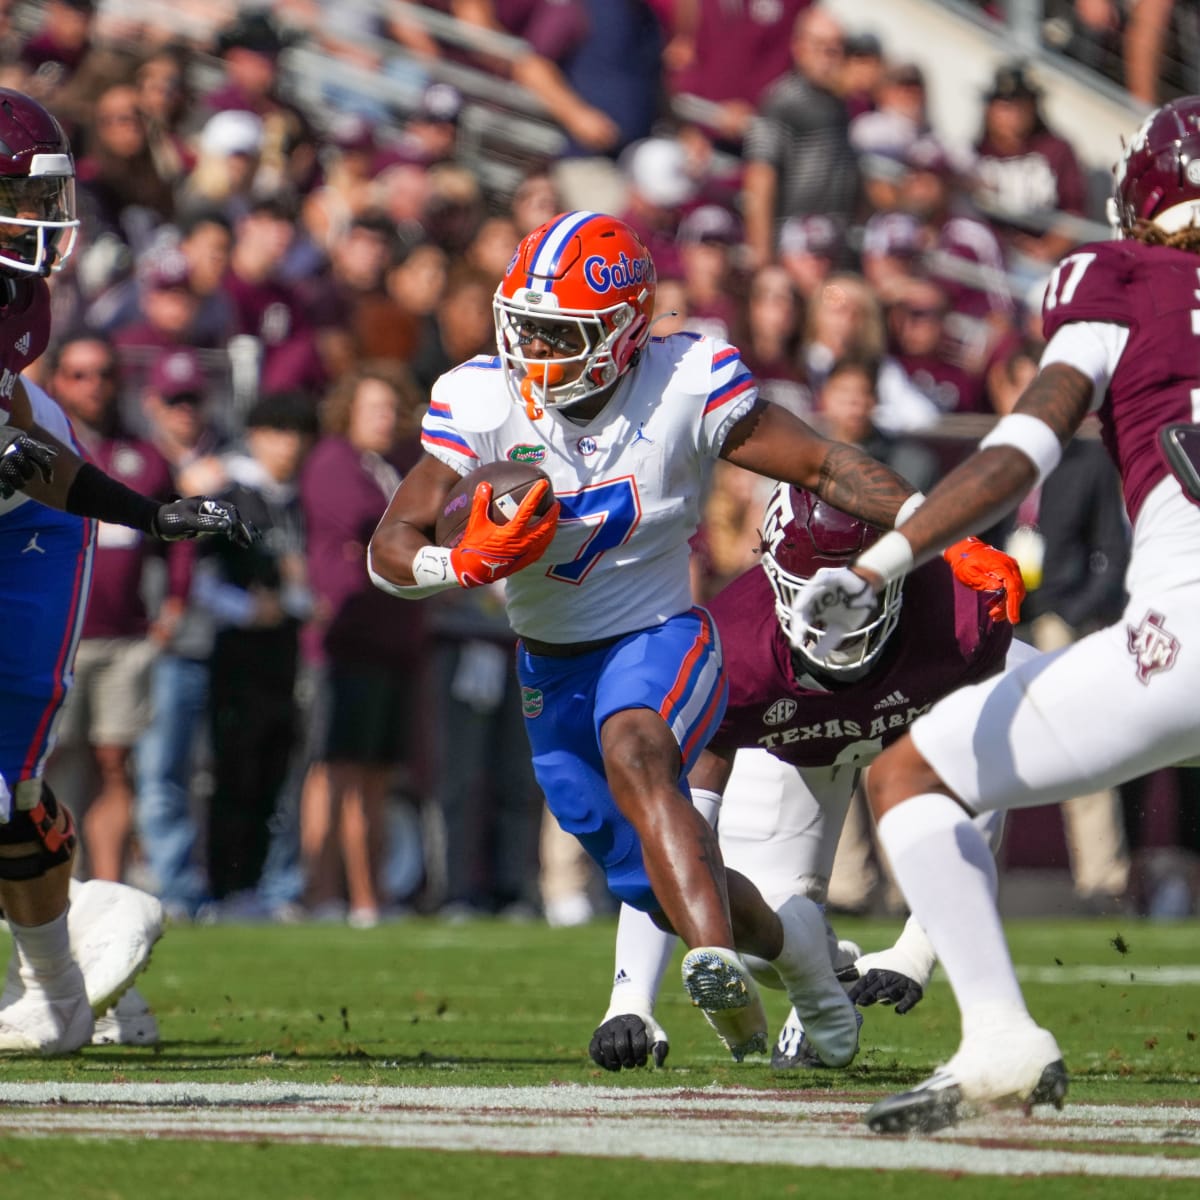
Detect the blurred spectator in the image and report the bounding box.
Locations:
[897,134,1018,378]
[743,6,858,267]
[464,214,520,285]
[410,264,498,395]
[970,62,1088,290]
[301,112,381,250]
[509,169,562,237]
[134,348,228,918]
[178,108,266,225]
[19,0,96,107]
[203,8,317,197]
[173,208,236,346]
[674,204,741,341]
[813,355,940,492]
[421,162,488,256]
[666,0,813,147]
[887,274,986,415]
[617,137,702,280]
[802,272,941,433]
[1123,0,1194,105]
[300,362,428,926]
[840,30,886,120]
[112,249,206,386]
[193,392,318,911]
[75,81,179,251]
[218,194,325,398]
[735,263,811,418]
[860,209,924,304]
[139,346,227,477]
[44,333,184,883]
[310,211,398,379]
[356,239,449,368]
[384,81,464,169]
[558,0,663,156]
[394,0,619,152]
[777,213,846,302]
[134,42,194,178]
[428,581,543,918]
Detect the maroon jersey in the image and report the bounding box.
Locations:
[82,435,182,638]
[0,277,51,412]
[709,559,1010,769]
[1041,238,1200,524]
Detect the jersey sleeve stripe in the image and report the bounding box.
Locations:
[427,399,453,418]
[420,429,479,459]
[703,373,754,415]
[711,347,740,370]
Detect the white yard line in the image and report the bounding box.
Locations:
[0,1083,1196,1178]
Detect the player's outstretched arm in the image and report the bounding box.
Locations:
[720,399,921,530]
[14,422,256,547]
[793,364,1094,660]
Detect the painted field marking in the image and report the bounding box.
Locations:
[0,1083,1196,1179]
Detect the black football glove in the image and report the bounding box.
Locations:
[846,967,924,1015]
[589,1012,669,1072]
[153,496,259,548]
[0,427,56,499]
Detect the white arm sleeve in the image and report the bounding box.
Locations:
[1037,320,1130,413]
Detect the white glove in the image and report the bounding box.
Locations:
[791,566,878,661]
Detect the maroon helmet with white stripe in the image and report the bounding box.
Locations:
[494,211,656,416]
[1112,96,1200,236]
[0,89,77,276]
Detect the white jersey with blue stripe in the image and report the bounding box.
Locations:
[420,332,758,643]
[0,377,74,522]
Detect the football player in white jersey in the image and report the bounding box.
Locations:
[369,211,1022,1065]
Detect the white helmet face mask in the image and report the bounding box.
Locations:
[493,287,637,414]
[0,168,77,276]
[760,483,903,678]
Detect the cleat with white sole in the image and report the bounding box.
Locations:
[91,986,159,1046]
[66,880,164,1015]
[771,1006,863,1070]
[866,1026,1068,1135]
[681,946,769,1062]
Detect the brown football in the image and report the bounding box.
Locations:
[435,460,555,548]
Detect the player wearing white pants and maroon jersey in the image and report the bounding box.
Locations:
[795,95,1200,1133]
[589,484,1028,1072]
[367,211,1022,1066]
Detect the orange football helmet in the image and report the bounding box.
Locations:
[493,211,656,417]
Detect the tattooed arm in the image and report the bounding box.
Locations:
[720,399,918,528]
[883,363,1093,575]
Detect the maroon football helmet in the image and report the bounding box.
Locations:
[760,483,902,677]
[0,89,77,276]
[1112,96,1200,235]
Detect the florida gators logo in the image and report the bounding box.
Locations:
[521,686,544,718]
[583,252,653,294]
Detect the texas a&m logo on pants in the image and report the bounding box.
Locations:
[1127,610,1179,684]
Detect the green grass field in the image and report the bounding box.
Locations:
[0,914,1196,1199]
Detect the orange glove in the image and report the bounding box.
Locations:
[450,479,560,588]
[942,536,1026,624]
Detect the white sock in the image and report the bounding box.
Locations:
[876,794,1032,1037]
[9,909,77,993]
[607,904,675,1018]
[768,895,842,998]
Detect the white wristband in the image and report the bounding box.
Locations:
[978,412,1062,486]
[690,787,723,828]
[411,544,461,589]
[894,491,925,527]
[855,530,914,586]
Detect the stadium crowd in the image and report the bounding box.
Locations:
[6,0,1196,927]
